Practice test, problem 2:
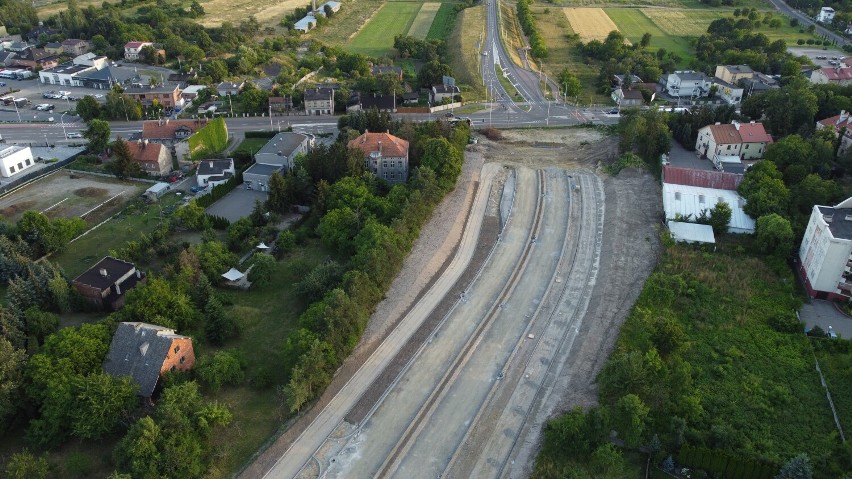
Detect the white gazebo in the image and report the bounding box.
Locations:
[222,268,245,282]
[256,242,271,251]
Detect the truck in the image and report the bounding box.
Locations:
[13,98,28,108]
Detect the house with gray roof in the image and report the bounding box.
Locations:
[243,132,310,191]
[103,322,196,397]
[664,70,710,98]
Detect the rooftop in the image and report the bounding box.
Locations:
[256,132,309,161]
[142,119,205,140]
[125,140,165,165]
[663,165,743,191]
[304,87,333,101]
[43,62,94,75]
[124,84,180,95]
[197,158,234,176]
[244,162,284,177]
[124,41,151,49]
[818,199,852,240]
[72,256,136,290]
[103,322,190,397]
[721,65,753,75]
[348,131,409,158]
[673,70,707,81]
[662,183,755,233]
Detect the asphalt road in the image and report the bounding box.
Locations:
[766,0,850,46]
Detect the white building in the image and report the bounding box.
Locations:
[0,145,34,177]
[124,41,153,61]
[664,71,711,98]
[816,6,835,23]
[712,78,744,105]
[243,132,311,191]
[39,62,96,86]
[294,15,317,33]
[799,198,852,300]
[694,120,772,165]
[196,159,235,188]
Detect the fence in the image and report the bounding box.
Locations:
[0,150,85,197]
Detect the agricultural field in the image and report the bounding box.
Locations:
[0,171,144,224]
[605,8,693,60]
[196,0,310,28]
[409,2,442,39]
[563,7,622,42]
[554,0,770,10]
[426,3,457,40]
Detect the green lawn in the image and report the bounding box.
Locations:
[206,240,329,478]
[350,2,424,57]
[52,193,183,278]
[233,137,270,156]
[426,2,457,40]
[606,8,695,62]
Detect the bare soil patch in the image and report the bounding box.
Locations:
[73,187,108,198]
[0,201,36,217]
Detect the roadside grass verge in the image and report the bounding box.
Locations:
[495,63,521,99]
[349,2,423,57]
[499,0,528,68]
[448,5,487,100]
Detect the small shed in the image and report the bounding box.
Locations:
[668,221,716,245]
[256,242,271,251]
[143,182,170,202]
[222,268,245,281]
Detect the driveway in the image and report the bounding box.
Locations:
[800,300,852,339]
[667,141,715,171]
[205,187,267,223]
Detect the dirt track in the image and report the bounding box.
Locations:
[239,127,662,478]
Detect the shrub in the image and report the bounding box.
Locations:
[481,127,502,140]
[196,350,245,391]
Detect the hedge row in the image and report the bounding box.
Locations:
[516,0,547,58]
[243,130,278,139]
[195,176,240,208]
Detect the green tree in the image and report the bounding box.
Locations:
[557,68,582,99]
[417,60,452,89]
[108,139,143,180]
[317,207,362,255]
[590,443,626,476]
[175,200,208,231]
[83,119,111,153]
[248,253,275,287]
[196,350,244,391]
[193,240,237,282]
[776,454,813,479]
[205,59,228,83]
[104,88,142,121]
[4,449,50,479]
[420,137,462,188]
[613,394,649,447]
[23,307,58,344]
[240,88,269,113]
[76,95,102,121]
[113,416,162,479]
[708,201,732,235]
[266,171,291,214]
[275,230,296,257]
[119,277,197,331]
[204,296,237,345]
[619,109,671,172]
[640,32,652,47]
[756,213,794,257]
[69,372,138,440]
[738,161,791,218]
[0,338,25,432]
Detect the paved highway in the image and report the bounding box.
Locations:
[766,0,850,46]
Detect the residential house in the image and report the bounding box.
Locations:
[243,132,310,190]
[294,15,317,33]
[61,38,90,56]
[216,81,244,97]
[431,84,460,104]
[798,197,852,300]
[180,84,207,101]
[196,158,236,188]
[348,92,397,112]
[664,70,710,98]
[695,120,772,163]
[124,84,183,108]
[0,52,15,67]
[38,62,96,86]
[167,69,197,85]
[0,145,34,178]
[714,65,754,84]
[402,91,420,104]
[43,42,62,55]
[103,322,195,397]
[269,96,292,113]
[809,67,852,86]
[612,73,643,88]
[740,72,779,95]
[372,65,403,81]
[142,118,207,162]
[612,88,645,107]
[13,48,59,70]
[71,256,146,310]
[26,25,54,42]
[304,87,334,115]
[661,165,754,233]
[312,0,342,15]
[124,41,153,61]
[126,140,172,176]
[6,41,29,53]
[816,110,852,156]
[712,78,744,105]
[816,6,835,23]
[348,131,409,184]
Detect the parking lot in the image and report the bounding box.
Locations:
[204,187,268,223]
[788,46,849,68]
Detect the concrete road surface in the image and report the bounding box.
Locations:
[260,163,502,479]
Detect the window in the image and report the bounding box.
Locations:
[170,365,176,372]
[726,145,731,150]
[180,356,185,364]
[174,345,180,354]
[745,144,749,149]
[9,166,14,173]
[699,195,705,204]
[674,192,681,201]
[17,162,22,169]
[383,161,387,168]
[24,159,30,166]
[383,171,388,179]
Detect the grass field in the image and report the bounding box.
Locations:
[606,8,693,60]
[350,2,423,56]
[563,7,622,42]
[447,5,486,99]
[500,1,529,68]
[426,3,457,40]
[552,0,771,10]
[410,3,442,39]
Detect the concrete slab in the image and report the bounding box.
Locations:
[800,300,852,339]
[205,187,267,223]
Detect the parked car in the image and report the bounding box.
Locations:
[66,132,83,139]
[607,108,619,114]
[190,185,206,193]
[93,94,104,99]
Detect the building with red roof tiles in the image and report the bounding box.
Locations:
[662,165,743,191]
[695,120,772,164]
[348,131,409,184]
[124,41,152,61]
[125,140,172,176]
[816,110,852,156]
[810,67,852,86]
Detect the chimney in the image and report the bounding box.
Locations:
[732,120,740,131]
[143,138,148,146]
[165,118,169,124]
[99,268,108,278]
[208,161,213,168]
[136,270,141,279]
[115,283,121,296]
[378,141,382,156]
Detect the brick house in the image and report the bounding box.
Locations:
[348,131,409,184]
[71,256,146,310]
[13,48,59,70]
[304,87,334,115]
[124,84,183,108]
[103,322,196,397]
[125,140,173,176]
[61,38,90,56]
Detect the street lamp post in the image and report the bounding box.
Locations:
[59,112,67,139]
[12,101,20,122]
[269,104,273,131]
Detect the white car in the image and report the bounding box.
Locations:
[93,94,104,99]
[66,132,83,139]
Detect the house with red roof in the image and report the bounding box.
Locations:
[694,120,772,165]
[348,131,409,184]
[809,66,852,86]
[125,139,172,176]
[817,110,852,157]
[124,41,153,61]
